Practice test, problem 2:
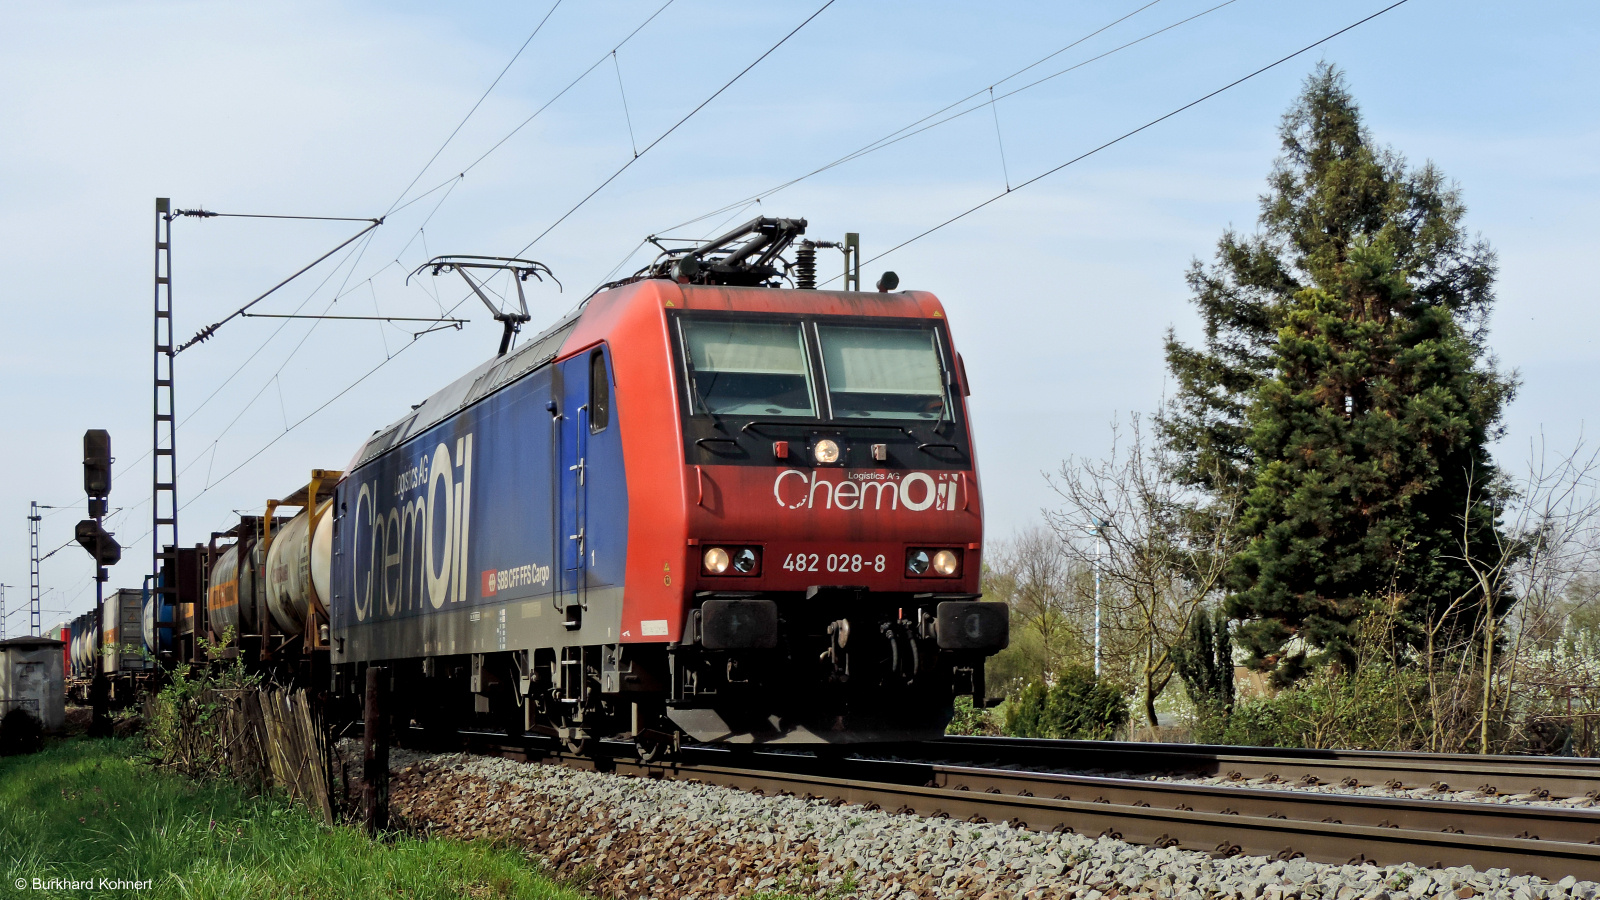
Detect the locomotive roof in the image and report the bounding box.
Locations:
[349,281,943,471]
[352,302,586,470]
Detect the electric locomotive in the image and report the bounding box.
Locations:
[317,217,1007,750]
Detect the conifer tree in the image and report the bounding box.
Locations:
[1174,605,1234,717]
[1160,64,1515,680]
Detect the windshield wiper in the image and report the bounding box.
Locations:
[740,420,913,436]
[681,350,725,430]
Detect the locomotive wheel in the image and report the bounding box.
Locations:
[635,731,673,764]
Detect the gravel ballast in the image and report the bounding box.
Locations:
[372,747,1600,900]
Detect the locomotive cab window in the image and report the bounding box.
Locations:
[680,319,816,417]
[817,324,948,420]
[589,350,610,433]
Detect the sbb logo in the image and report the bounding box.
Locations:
[773,469,962,512]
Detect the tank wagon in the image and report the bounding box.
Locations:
[141,580,173,661]
[192,473,338,680]
[65,612,97,701]
[314,218,1008,751]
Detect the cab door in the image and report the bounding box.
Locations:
[557,366,586,627]
[558,349,611,628]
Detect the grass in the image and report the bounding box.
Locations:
[0,737,588,900]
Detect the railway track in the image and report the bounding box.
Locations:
[917,736,1600,800]
[423,731,1600,884]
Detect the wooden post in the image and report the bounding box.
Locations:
[361,666,388,835]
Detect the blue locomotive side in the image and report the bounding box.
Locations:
[329,347,630,664]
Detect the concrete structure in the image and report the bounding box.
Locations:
[0,635,66,733]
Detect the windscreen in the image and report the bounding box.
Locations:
[818,324,947,420]
[681,319,815,417]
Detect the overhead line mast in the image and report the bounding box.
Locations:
[153,199,179,625]
[28,504,41,636]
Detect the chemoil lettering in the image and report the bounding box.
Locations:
[351,433,474,622]
[772,469,960,512]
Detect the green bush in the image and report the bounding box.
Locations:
[144,628,259,779]
[1003,666,1129,740]
[1003,681,1048,738]
[1215,696,1292,747]
[1217,660,1430,750]
[946,696,1000,736]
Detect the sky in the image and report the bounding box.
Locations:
[2,0,1595,632]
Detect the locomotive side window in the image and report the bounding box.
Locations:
[589,349,610,433]
[680,319,815,417]
[816,325,947,420]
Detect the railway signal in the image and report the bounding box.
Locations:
[84,428,112,508]
[73,520,121,567]
[79,428,115,737]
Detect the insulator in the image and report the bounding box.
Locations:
[795,244,817,290]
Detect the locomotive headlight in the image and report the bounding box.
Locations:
[907,550,931,575]
[812,439,840,465]
[703,547,731,574]
[931,549,960,576]
[732,547,758,574]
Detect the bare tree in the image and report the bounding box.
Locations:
[984,529,1085,686]
[1448,435,1600,751]
[1046,416,1241,726]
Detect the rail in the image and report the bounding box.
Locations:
[916,736,1600,799]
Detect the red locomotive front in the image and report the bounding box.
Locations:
[583,228,1007,743]
[675,287,981,598]
[672,287,1000,742]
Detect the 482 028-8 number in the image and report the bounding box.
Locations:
[781,552,886,573]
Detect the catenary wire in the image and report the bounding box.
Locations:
[989,88,1012,192]
[183,0,686,475]
[170,278,487,521]
[657,0,1241,236]
[385,0,566,217]
[511,0,839,257]
[820,0,1415,286]
[175,212,380,223]
[103,227,391,559]
[172,0,673,449]
[385,0,680,221]
[69,211,387,496]
[149,228,385,484]
[176,218,383,352]
[613,51,640,158]
[188,0,682,452]
[111,275,483,560]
